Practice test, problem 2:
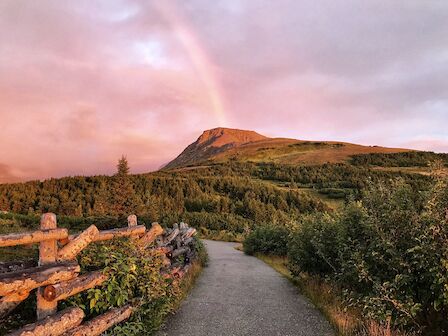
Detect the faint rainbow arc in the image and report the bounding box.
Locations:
[154,2,227,127]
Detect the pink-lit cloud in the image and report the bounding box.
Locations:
[0,0,447,183]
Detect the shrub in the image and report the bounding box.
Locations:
[287,177,448,331]
[243,225,289,256]
[64,236,206,335]
[288,213,343,276]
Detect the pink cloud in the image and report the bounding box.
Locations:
[0,0,447,183]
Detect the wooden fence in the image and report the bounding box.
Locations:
[0,213,197,335]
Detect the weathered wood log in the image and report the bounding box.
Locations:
[87,225,145,242]
[7,307,84,336]
[182,228,197,240]
[57,225,99,261]
[174,235,182,249]
[0,229,68,248]
[171,246,191,259]
[0,261,80,296]
[153,246,173,255]
[37,213,58,320]
[183,237,194,246]
[63,305,133,336]
[0,260,37,274]
[173,223,179,230]
[179,222,188,230]
[43,271,107,302]
[164,228,179,245]
[0,291,29,319]
[127,214,137,227]
[137,222,163,248]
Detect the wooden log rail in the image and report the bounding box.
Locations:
[0,213,199,335]
[0,228,68,248]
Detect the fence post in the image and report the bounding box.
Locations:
[36,213,58,320]
[127,214,137,227]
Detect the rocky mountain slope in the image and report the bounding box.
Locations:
[164,127,410,169]
[164,128,268,169]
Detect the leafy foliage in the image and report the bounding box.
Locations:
[243,225,289,256]
[64,237,207,335]
[287,177,448,331]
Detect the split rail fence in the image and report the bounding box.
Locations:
[0,213,197,335]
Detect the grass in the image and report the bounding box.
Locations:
[198,228,246,242]
[254,254,417,336]
[170,258,205,311]
[208,138,410,167]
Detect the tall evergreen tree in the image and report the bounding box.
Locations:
[116,155,130,176]
[112,156,134,215]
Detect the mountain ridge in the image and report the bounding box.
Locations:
[163,127,412,170]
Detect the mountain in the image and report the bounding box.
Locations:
[163,128,268,169]
[163,127,410,169]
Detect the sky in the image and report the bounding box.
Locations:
[0,0,447,183]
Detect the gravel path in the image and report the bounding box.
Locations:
[158,240,334,336]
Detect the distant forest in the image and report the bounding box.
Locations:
[351,151,448,167]
[0,156,433,236]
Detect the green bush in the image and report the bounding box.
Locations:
[243,226,289,256]
[288,177,448,330]
[64,236,206,335]
[288,213,343,276]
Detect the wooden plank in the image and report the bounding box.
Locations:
[43,271,107,302]
[64,305,133,336]
[0,261,80,296]
[0,291,30,319]
[0,228,68,248]
[37,213,58,320]
[7,307,84,336]
[57,225,99,261]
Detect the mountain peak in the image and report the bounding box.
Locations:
[163,127,269,169]
[197,127,268,147]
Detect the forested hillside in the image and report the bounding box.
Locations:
[0,159,433,240]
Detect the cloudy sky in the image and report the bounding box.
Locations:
[0,0,447,182]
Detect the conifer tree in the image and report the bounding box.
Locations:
[112,155,133,215]
[116,155,130,177]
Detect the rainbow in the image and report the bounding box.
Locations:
[154,1,227,126]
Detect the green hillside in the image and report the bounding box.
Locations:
[164,127,413,169]
[0,160,433,241]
